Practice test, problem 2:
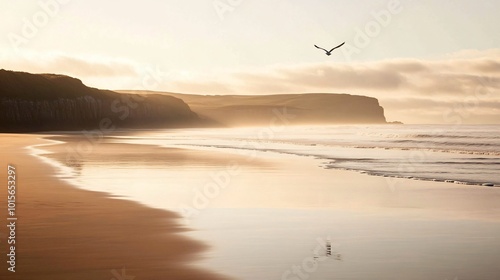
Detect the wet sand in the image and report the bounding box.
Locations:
[0,134,231,280]
[3,131,500,280]
[40,130,500,280]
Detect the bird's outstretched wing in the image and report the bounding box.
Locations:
[314,45,329,52]
[328,42,345,52]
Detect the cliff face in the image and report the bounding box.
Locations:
[0,69,388,132]
[123,91,388,126]
[0,70,200,132]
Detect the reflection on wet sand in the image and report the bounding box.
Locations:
[34,130,500,280]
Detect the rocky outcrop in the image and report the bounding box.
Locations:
[0,70,200,132]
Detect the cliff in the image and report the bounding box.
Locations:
[0,69,388,132]
[0,70,200,132]
[121,91,387,126]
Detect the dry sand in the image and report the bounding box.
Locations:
[0,134,231,280]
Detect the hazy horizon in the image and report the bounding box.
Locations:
[1,0,499,124]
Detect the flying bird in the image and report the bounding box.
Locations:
[314,42,345,56]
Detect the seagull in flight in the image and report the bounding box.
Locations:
[314,42,345,56]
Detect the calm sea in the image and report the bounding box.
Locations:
[121,124,500,186]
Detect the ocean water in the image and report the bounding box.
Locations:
[34,124,500,280]
[118,124,500,186]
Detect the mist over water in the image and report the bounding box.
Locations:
[125,125,500,186]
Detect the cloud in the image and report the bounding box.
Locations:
[166,49,499,123]
[166,50,499,103]
[474,60,500,73]
[145,49,500,123]
[48,55,138,77]
[277,64,408,91]
[0,52,139,78]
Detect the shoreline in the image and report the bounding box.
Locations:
[0,134,231,280]
[4,130,500,279]
[38,131,500,222]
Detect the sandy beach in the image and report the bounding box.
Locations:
[0,134,231,280]
[2,130,500,280]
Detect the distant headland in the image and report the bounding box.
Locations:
[1,70,388,132]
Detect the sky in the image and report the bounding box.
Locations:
[1,0,499,124]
